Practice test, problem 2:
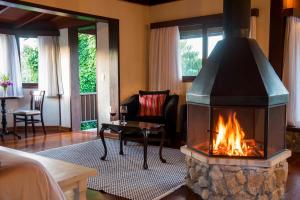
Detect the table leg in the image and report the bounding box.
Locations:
[74,179,87,200]
[1,99,7,135]
[159,128,167,163]
[99,127,107,160]
[143,130,149,170]
[119,130,124,155]
[0,99,21,140]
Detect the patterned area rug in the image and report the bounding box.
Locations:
[37,139,186,200]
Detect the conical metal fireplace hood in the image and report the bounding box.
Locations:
[187,0,288,106]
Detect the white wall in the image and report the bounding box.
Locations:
[96,22,110,125]
[6,89,60,127]
[59,29,71,128]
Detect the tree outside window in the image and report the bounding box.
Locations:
[19,38,39,84]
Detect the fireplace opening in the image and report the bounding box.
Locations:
[187,104,286,159]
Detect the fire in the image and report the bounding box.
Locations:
[213,112,251,156]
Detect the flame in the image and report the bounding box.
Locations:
[213,112,250,156]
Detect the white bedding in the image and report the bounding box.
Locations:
[0,150,65,200]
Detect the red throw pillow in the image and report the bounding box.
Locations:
[139,91,169,117]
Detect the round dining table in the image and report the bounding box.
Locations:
[0,96,23,140]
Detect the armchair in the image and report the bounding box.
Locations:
[122,94,179,145]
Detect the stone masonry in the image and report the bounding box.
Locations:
[185,156,288,200]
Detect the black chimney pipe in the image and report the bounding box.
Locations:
[223,0,251,38]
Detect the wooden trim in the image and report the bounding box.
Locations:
[251,8,259,17]
[283,8,300,17]
[109,20,120,121]
[9,126,71,132]
[269,1,286,78]
[69,28,81,132]
[150,8,259,29]
[0,28,59,36]
[14,13,46,29]
[150,14,223,29]
[182,76,196,82]
[0,0,117,22]
[287,126,300,132]
[22,83,38,89]
[124,0,178,6]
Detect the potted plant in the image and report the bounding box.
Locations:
[0,74,13,97]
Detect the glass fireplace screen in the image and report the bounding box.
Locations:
[187,104,286,159]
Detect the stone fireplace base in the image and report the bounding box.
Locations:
[181,146,291,200]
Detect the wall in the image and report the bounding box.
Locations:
[149,0,271,104]
[59,28,71,128]
[9,0,271,129]
[6,89,60,127]
[5,29,68,128]
[2,0,150,128]
[20,0,150,102]
[149,0,271,56]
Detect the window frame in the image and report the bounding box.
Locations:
[17,36,39,89]
[180,25,223,82]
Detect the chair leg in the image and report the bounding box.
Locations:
[13,115,16,134]
[31,116,36,136]
[41,115,46,135]
[24,116,28,138]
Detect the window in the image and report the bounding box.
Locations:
[180,26,224,82]
[208,27,224,56]
[19,37,39,87]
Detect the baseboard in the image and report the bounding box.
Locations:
[8,126,71,133]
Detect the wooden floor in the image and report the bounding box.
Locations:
[0,131,299,200]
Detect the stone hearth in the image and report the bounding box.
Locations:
[181,146,291,200]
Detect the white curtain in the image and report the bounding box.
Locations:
[38,36,63,97]
[0,34,23,96]
[249,16,257,39]
[283,16,300,127]
[149,26,183,94]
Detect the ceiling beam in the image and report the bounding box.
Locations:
[0,6,9,14]
[13,12,45,29]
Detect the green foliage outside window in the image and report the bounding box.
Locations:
[180,40,202,77]
[79,33,96,93]
[79,33,97,130]
[21,45,39,83]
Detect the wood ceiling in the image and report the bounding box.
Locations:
[123,0,178,6]
[0,5,95,36]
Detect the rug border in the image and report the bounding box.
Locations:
[152,183,186,200]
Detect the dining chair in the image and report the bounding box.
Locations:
[13,90,46,138]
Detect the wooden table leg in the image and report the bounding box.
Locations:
[74,179,87,200]
[143,130,149,170]
[119,130,124,155]
[159,128,167,163]
[99,127,107,160]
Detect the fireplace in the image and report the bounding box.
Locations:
[181,0,291,199]
[188,104,287,159]
[186,0,288,160]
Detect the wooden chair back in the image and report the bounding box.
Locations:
[30,90,45,112]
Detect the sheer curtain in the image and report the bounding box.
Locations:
[0,34,23,96]
[250,16,257,39]
[38,36,63,97]
[283,16,300,127]
[149,26,183,94]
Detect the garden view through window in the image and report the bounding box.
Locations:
[78,33,97,130]
[179,27,223,79]
[19,37,39,84]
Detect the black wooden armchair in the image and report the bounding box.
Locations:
[122,94,179,145]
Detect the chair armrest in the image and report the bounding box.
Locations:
[164,95,179,124]
[121,95,139,117]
